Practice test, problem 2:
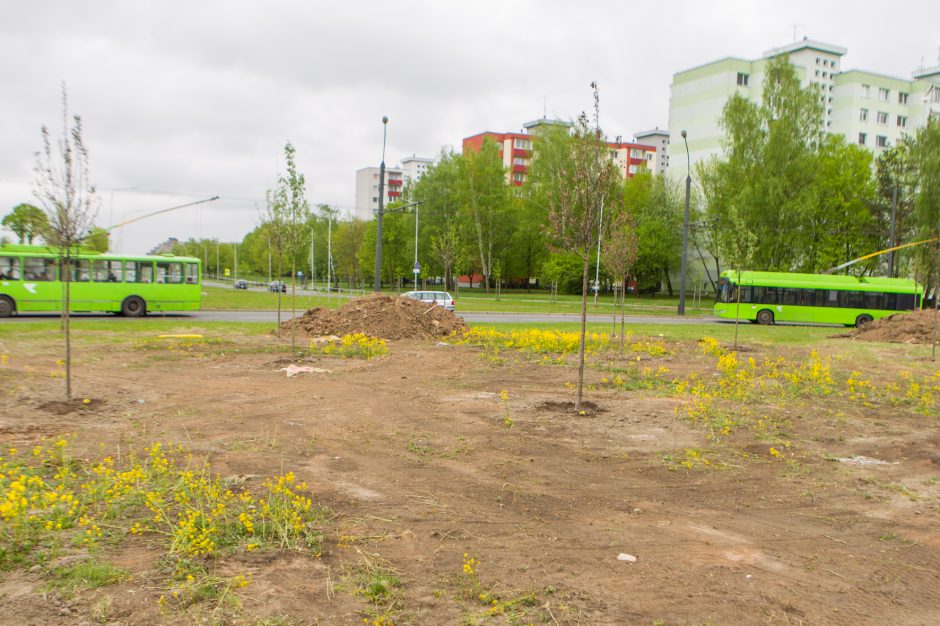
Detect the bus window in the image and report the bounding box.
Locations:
[156,262,183,284]
[884,293,897,310]
[863,292,882,310]
[184,263,199,284]
[799,289,815,307]
[24,257,56,281]
[739,286,752,303]
[841,291,864,308]
[782,289,799,305]
[826,290,839,306]
[897,294,915,310]
[66,259,92,282]
[125,261,153,283]
[94,260,123,282]
[754,287,777,304]
[0,256,20,280]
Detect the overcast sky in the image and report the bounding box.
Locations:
[2,0,937,253]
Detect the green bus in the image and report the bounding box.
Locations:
[714,270,923,327]
[0,244,201,317]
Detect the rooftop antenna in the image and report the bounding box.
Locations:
[543,95,547,119]
[791,24,804,41]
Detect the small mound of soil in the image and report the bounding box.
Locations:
[537,400,603,416]
[281,293,467,341]
[848,309,940,344]
[39,398,105,415]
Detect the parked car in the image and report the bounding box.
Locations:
[269,280,287,293]
[234,279,248,289]
[402,290,456,312]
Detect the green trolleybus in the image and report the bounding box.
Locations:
[0,244,201,317]
[714,270,923,327]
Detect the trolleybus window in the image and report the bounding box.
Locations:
[67,259,92,282]
[94,260,123,282]
[156,262,183,284]
[124,261,153,283]
[184,263,199,284]
[0,256,19,280]
[24,257,55,281]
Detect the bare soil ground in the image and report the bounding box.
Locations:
[850,309,940,344]
[0,325,938,625]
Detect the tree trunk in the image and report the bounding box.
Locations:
[276,260,283,333]
[620,276,626,359]
[290,260,296,357]
[664,268,674,297]
[63,257,72,401]
[733,272,742,351]
[576,255,590,412]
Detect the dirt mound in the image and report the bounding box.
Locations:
[848,309,940,344]
[281,293,467,340]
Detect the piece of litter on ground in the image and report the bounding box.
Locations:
[278,364,333,377]
[836,455,897,466]
[617,553,637,563]
[435,341,452,347]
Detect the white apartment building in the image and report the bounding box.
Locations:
[633,128,670,176]
[354,155,434,220]
[667,38,940,179]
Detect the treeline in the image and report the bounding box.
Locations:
[170,56,940,294]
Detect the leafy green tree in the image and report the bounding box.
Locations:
[332,217,367,288]
[456,138,512,291]
[625,171,682,294]
[908,119,940,294]
[2,203,48,244]
[601,207,638,354]
[874,143,917,277]
[800,137,878,274]
[699,56,822,271]
[85,226,110,252]
[413,150,464,290]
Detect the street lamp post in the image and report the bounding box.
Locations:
[414,203,420,291]
[678,130,691,316]
[374,116,389,292]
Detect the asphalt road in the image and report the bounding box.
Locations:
[1,309,720,325]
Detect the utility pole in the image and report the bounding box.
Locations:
[309,225,315,291]
[234,243,238,281]
[215,242,219,280]
[593,195,605,304]
[414,203,420,291]
[374,116,388,291]
[678,130,691,315]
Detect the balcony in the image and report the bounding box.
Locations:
[387,190,402,198]
[512,164,528,173]
[387,178,403,186]
[512,148,530,158]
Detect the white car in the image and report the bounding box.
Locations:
[402,290,456,312]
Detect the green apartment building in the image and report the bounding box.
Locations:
[667,38,940,180]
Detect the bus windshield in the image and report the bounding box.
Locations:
[717,277,735,303]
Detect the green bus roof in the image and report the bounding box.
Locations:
[720,270,920,293]
[0,243,200,264]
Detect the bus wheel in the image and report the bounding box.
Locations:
[121,296,146,317]
[0,296,14,318]
[756,309,774,325]
[855,314,874,328]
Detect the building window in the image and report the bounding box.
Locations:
[859,108,869,122]
[630,148,643,158]
[878,87,890,101]
[815,69,820,77]
[898,92,909,104]
[876,135,888,148]
[897,115,908,128]
[861,84,870,98]
[628,164,638,174]
[877,111,888,124]
[822,71,828,78]
[858,132,867,145]
[736,72,749,86]
[372,196,378,202]
[816,57,821,65]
